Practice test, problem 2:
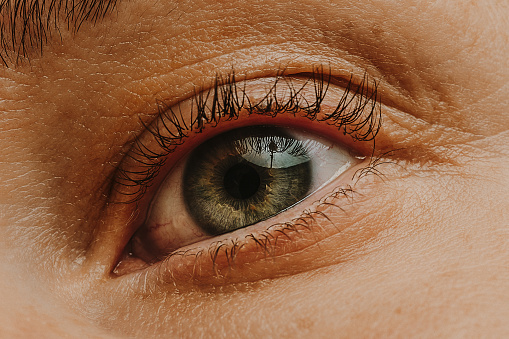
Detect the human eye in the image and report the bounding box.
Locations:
[107,69,383,285]
[129,125,359,263]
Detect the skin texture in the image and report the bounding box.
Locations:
[0,0,508,337]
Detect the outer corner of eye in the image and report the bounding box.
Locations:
[113,124,363,280]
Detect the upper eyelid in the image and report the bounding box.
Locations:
[111,68,382,204]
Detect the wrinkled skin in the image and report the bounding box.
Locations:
[0,0,508,338]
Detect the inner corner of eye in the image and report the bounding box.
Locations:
[131,125,357,262]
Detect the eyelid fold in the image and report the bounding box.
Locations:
[108,68,383,281]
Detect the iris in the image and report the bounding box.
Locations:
[183,126,312,235]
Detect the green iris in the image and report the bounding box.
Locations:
[183,126,312,235]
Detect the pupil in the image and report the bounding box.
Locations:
[223,163,261,199]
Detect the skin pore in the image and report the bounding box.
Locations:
[0,0,508,337]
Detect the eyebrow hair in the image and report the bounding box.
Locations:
[0,0,118,66]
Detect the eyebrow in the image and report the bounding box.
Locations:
[0,0,118,66]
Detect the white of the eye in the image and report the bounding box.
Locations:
[286,130,356,192]
[237,133,355,181]
[139,160,210,253]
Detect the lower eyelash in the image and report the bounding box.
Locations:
[141,144,396,287]
[130,184,364,289]
[141,173,385,287]
[112,66,382,204]
[113,138,397,286]
[242,186,357,257]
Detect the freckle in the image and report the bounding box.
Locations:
[394,307,402,314]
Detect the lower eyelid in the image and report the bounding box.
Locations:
[116,160,378,288]
[142,202,350,288]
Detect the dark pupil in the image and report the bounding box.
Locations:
[223,163,261,199]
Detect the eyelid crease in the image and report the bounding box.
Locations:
[111,66,382,205]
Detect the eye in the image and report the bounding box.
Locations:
[111,70,381,279]
[129,124,359,263]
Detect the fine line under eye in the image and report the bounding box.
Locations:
[112,68,382,204]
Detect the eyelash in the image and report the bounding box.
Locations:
[112,67,382,205]
[110,67,389,279]
[164,185,358,272]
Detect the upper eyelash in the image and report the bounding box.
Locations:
[112,66,382,203]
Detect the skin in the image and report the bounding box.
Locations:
[0,0,508,337]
